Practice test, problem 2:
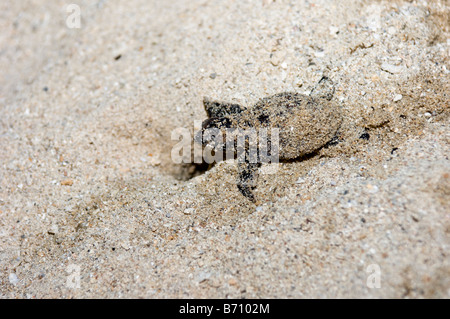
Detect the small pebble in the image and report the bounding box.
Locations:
[359,132,370,140]
[47,224,58,235]
[387,26,397,35]
[393,94,403,102]
[121,242,130,250]
[9,273,19,285]
[61,179,73,186]
[228,278,238,286]
[314,50,325,58]
[196,271,211,283]
[294,77,304,87]
[270,50,286,66]
[329,26,339,35]
[184,208,194,215]
[209,73,217,79]
[381,63,403,74]
[366,184,379,194]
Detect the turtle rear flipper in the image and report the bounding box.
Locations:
[203,97,245,118]
[237,161,260,202]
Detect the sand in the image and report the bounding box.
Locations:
[0,0,449,298]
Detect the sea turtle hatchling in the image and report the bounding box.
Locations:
[195,77,343,202]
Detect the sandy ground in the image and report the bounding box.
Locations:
[0,0,449,298]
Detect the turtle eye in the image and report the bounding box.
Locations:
[202,117,222,129]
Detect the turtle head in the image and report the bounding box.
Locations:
[194,116,233,150]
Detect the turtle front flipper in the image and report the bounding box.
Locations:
[237,161,260,202]
[203,97,245,118]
